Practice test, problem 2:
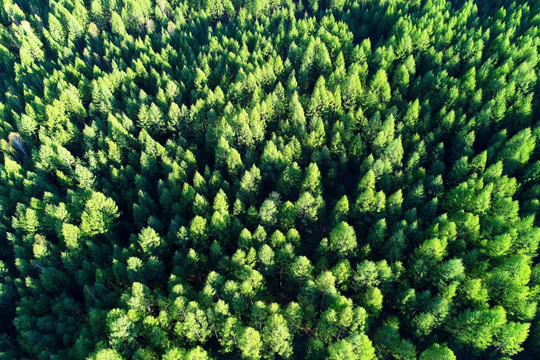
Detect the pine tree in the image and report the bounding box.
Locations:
[328,222,357,257]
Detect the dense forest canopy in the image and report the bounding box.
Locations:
[0,0,539,359]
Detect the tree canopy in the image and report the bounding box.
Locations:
[0,0,539,359]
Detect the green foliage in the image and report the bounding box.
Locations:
[0,0,539,359]
[328,221,357,257]
[327,333,376,360]
[419,344,456,360]
[80,192,120,237]
[238,327,262,360]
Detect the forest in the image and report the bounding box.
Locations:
[0,0,539,359]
